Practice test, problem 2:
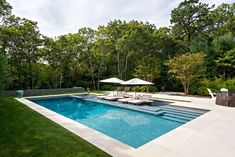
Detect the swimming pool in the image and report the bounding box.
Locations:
[30,96,206,148]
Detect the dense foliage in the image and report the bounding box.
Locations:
[0,0,234,95]
[0,55,7,94]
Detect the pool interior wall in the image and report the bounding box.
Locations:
[28,95,207,148]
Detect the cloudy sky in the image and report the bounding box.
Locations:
[8,0,233,37]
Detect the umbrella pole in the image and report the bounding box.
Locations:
[135,89,136,99]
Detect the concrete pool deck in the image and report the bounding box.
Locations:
[17,92,235,157]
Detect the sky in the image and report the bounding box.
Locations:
[7,0,234,37]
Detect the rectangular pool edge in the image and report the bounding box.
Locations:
[16,94,211,157]
[27,95,207,147]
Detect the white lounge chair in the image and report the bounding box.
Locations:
[207,88,216,99]
[103,96,120,101]
[103,92,125,101]
[118,97,134,103]
[97,93,113,99]
[220,88,228,92]
[127,95,153,105]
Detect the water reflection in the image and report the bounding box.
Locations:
[101,110,150,126]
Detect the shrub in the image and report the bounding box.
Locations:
[131,86,140,92]
[101,84,115,91]
[189,77,235,96]
[139,86,147,92]
[225,78,235,91]
[189,83,201,95]
[197,86,209,96]
[149,86,158,92]
[129,86,158,92]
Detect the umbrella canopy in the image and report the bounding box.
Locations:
[121,78,153,85]
[100,77,125,84]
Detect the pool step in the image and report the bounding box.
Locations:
[159,115,188,124]
[159,107,204,116]
[162,113,194,122]
[160,106,204,115]
[162,111,199,119]
[161,105,207,114]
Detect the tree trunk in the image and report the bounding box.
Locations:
[97,47,106,90]
[185,84,189,95]
[182,81,187,95]
[124,52,128,80]
[28,58,33,89]
[88,55,96,90]
[117,51,121,79]
[183,81,190,95]
[59,66,63,88]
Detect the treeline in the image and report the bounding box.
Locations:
[0,0,234,95]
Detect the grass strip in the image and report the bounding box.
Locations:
[0,97,110,157]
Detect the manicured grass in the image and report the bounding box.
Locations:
[0,97,110,157]
[91,90,108,94]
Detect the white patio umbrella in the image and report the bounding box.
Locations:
[121,78,153,86]
[121,78,154,98]
[100,77,125,84]
[100,77,125,95]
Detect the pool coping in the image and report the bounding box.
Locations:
[16,93,232,157]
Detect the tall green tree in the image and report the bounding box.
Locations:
[209,3,235,37]
[171,0,214,42]
[1,15,44,89]
[78,27,97,89]
[104,20,127,79]
[94,26,112,90]
[116,21,156,79]
[45,33,81,88]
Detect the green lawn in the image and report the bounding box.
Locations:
[0,97,110,157]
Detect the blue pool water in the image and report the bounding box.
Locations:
[31,96,203,148]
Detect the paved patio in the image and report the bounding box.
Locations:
[124,92,235,157]
[17,92,235,157]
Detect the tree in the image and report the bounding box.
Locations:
[94,26,112,90]
[104,20,126,79]
[171,0,214,42]
[0,0,12,22]
[209,3,235,37]
[1,15,44,89]
[166,53,205,95]
[38,63,60,88]
[134,55,160,82]
[78,27,97,89]
[213,33,235,78]
[216,49,235,78]
[116,21,156,80]
[0,54,7,94]
[45,33,81,88]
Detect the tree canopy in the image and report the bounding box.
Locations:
[166,53,205,95]
[0,0,234,95]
